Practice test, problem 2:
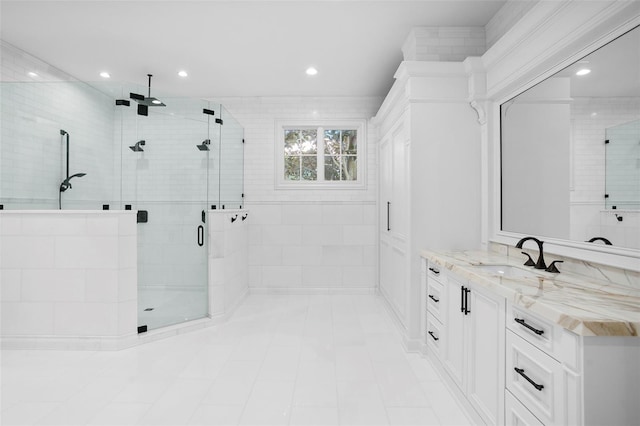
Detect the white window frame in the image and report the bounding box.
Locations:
[275,119,367,189]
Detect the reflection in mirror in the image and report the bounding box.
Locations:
[606,119,640,210]
[501,25,640,250]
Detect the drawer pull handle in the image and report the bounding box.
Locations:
[514,318,544,335]
[428,267,440,275]
[428,331,439,341]
[514,367,544,391]
[428,294,439,303]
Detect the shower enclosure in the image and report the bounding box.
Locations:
[0,77,244,332]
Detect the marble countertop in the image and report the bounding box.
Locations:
[421,250,640,337]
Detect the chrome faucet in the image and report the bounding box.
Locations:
[515,237,546,270]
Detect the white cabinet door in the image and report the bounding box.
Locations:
[379,122,409,327]
[390,128,408,237]
[467,282,505,425]
[443,273,466,390]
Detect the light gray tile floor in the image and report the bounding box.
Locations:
[1,294,474,425]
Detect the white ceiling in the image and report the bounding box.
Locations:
[0,0,506,99]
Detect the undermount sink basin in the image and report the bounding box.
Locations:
[471,264,541,279]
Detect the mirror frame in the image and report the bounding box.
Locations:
[490,19,640,272]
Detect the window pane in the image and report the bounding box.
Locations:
[324,130,341,155]
[343,156,357,180]
[284,156,300,180]
[301,156,317,180]
[284,130,300,155]
[341,130,357,154]
[300,130,317,154]
[324,155,341,180]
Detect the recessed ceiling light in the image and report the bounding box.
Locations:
[576,68,591,76]
[27,71,38,77]
[306,67,318,76]
[178,70,188,77]
[99,71,111,78]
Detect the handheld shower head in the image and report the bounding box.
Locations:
[59,172,86,192]
[129,140,146,152]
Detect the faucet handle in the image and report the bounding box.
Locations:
[521,251,535,267]
[546,260,563,273]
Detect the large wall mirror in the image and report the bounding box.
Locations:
[501,25,640,251]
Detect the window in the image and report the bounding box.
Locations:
[276,120,366,189]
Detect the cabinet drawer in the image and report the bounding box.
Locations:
[426,312,443,359]
[506,330,563,425]
[505,390,544,426]
[426,278,444,322]
[426,261,444,283]
[507,305,556,356]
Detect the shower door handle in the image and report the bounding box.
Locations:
[197,225,204,247]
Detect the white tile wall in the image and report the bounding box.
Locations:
[0,211,138,347]
[570,97,640,243]
[208,210,249,316]
[1,42,117,210]
[402,27,486,62]
[214,97,380,293]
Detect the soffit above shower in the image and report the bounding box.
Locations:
[0,0,506,98]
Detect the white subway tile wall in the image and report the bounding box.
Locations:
[1,42,117,209]
[570,97,640,244]
[402,27,486,62]
[216,97,381,292]
[0,212,138,346]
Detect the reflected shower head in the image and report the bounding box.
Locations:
[129,140,145,152]
[197,139,210,151]
[59,173,86,192]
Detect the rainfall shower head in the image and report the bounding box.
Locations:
[196,139,211,151]
[59,172,86,192]
[130,74,166,107]
[129,140,145,152]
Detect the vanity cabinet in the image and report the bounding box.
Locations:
[423,256,640,425]
[425,261,505,425]
[505,304,640,426]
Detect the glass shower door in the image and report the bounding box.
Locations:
[123,97,211,331]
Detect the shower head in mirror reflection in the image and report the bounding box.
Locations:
[197,139,210,151]
[129,140,145,152]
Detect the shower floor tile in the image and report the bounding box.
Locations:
[1,294,474,426]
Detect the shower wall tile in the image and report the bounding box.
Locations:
[86,269,119,303]
[53,302,118,336]
[118,300,138,336]
[20,215,88,236]
[0,269,22,301]
[118,268,137,302]
[54,236,119,269]
[0,211,138,346]
[0,235,56,269]
[21,269,85,302]
[0,302,54,335]
[1,55,116,208]
[87,216,120,235]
